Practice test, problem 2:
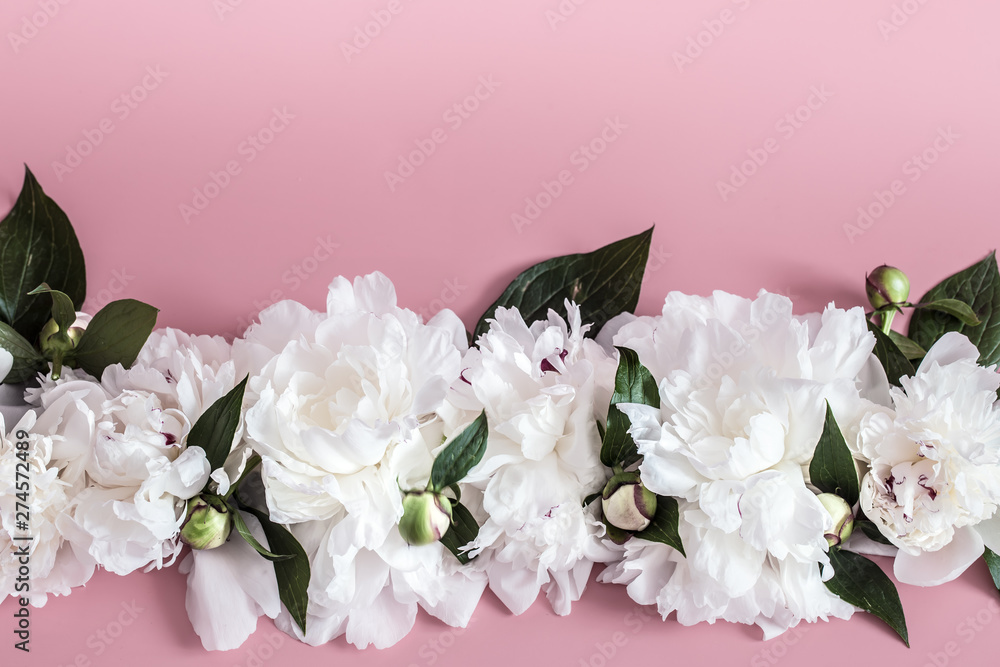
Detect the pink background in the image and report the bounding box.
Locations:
[3,0,1000,664]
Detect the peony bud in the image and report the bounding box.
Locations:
[601,472,657,532]
[817,492,854,547]
[180,495,233,550]
[398,490,453,546]
[865,265,910,310]
[38,317,87,356]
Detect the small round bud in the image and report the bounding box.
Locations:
[399,490,453,546]
[180,495,233,550]
[38,316,87,356]
[601,471,657,532]
[817,492,854,547]
[866,265,910,310]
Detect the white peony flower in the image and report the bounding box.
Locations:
[452,302,617,616]
[242,272,486,649]
[0,347,12,384]
[0,408,95,606]
[859,331,1000,586]
[57,328,241,576]
[602,291,878,638]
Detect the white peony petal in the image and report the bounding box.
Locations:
[0,347,12,383]
[974,513,1000,554]
[893,526,984,587]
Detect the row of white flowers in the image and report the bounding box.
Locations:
[2,272,999,651]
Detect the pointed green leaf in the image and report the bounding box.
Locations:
[188,375,248,475]
[28,283,76,333]
[473,227,654,342]
[824,548,909,647]
[429,411,488,492]
[886,330,925,361]
[440,501,480,565]
[635,494,684,556]
[916,298,982,326]
[228,501,293,561]
[909,253,1000,366]
[857,518,893,546]
[809,401,860,507]
[985,548,1000,594]
[71,299,158,378]
[601,346,660,469]
[237,500,310,634]
[0,166,86,339]
[0,322,45,383]
[868,321,915,387]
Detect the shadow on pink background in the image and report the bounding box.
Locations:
[2,0,999,665]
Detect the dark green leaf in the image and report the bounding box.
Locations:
[28,283,76,333]
[0,166,86,339]
[188,375,248,475]
[635,495,684,556]
[238,501,310,634]
[857,519,893,546]
[473,227,654,342]
[809,401,860,507]
[985,548,1000,594]
[582,491,601,508]
[916,298,982,326]
[440,501,480,565]
[228,500,293,561]
[886,330,925,361]
[601,346,660,469]
[824,548,909,647]
[909,253,1000,367]
[0,322,45,383]
[429,411,488,492]
[867,321,915,387]
[71,299,158,378]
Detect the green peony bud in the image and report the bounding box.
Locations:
[398,490,453,546]
[180,495,233,550]
[865,265,910,310]
[601,471,657,532]
[38,317,86,357]
[817,492,854,548]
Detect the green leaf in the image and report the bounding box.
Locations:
[187,375,249,475]
[440,501,480,565]
[237,501,310,634]
[867,321,915,387]
[916,298,982,326]
[985,548,1000,593]
[886,330,926,361]
[0,166,86,340]
[600,346,660,469]
[909,253,1000,367]
[472,227,654,342]
[228,501,293,561]
[0,322,45,383]
[809,401,860,507]
[582,491,601,508]
[429,411,488,492]
[857,519,893,546]
[824,548,909,647]
[27,283,75,333]
[71,299,158,378]
[634,495,685,556]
